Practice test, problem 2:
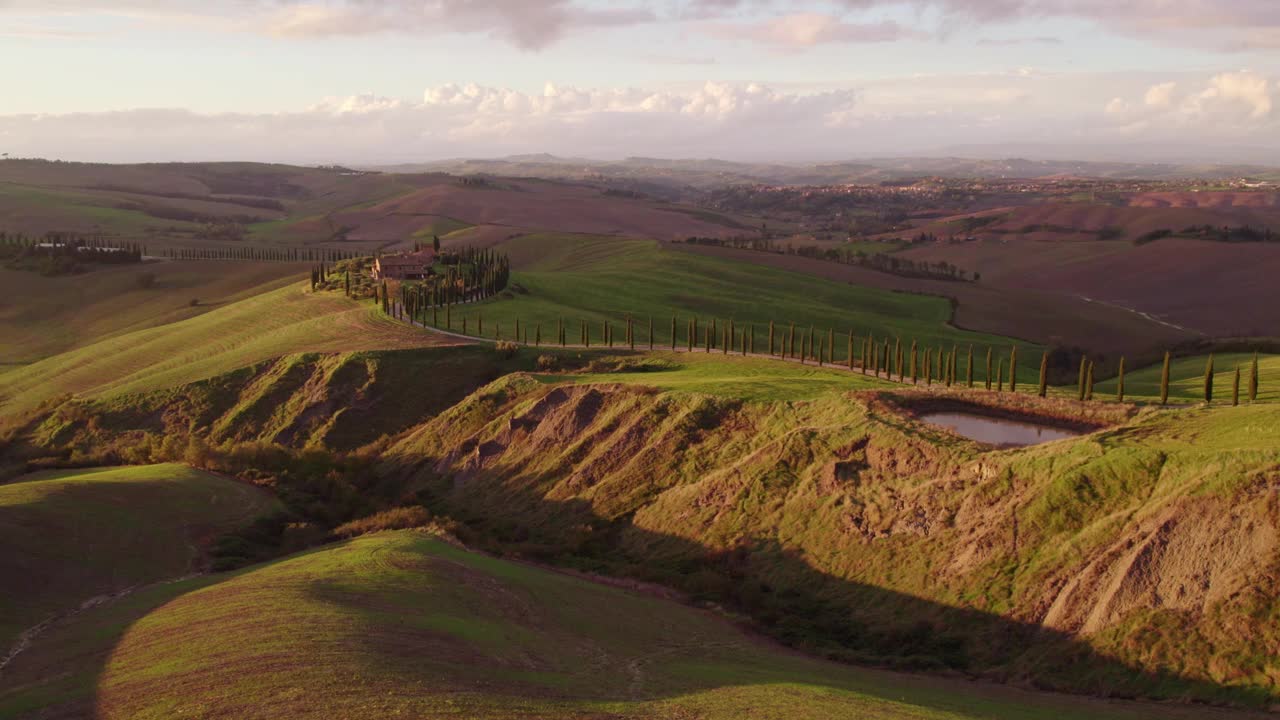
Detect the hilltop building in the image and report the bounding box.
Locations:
[372,250,435,280]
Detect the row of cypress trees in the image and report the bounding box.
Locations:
[405,307,1267,406]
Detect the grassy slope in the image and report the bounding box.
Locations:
[549,351,897,402]
[392,371,1280,706]
[0,261,307,365]
[1094,352,1280,404]
[0,282,451,416]
[439,234,1038,360]
[0,464,277,649]
[0,531,1231,720]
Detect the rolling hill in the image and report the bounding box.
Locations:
[0,464,277,655]
[0,260,307,366]
[0,280,453,416]
[0,531,1248,720]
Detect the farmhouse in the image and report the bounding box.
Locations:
[372,250,435,280]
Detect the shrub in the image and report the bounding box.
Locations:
[494,340,519,358]
[332,506,435,539]
[536,354,560,371]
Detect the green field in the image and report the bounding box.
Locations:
[1093,352,1280,404]
[0,464,277,650]
[0,281,451,415]
[0,530,1227,720]
[0,261,307,366]
[430,234,1038,361]
[546,350,895,402]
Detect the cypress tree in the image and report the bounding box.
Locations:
[966,345,974,387]
[649,316,654,351]
[688,318,695,352]
[706,319,713,353]
[748,324,755,355]
[1203,354,1215,404]
[723,321,730,355]
[828,329,835,365]
[944,349,952,387]
[1250,352,1259,402]
[1116,357,1126,402]
[1160,351,1171,405]
[536,323,542,346]
[985,348,993,391]
[997,359,1004,392]
[893,338,902,379]
[949,346,957,387]
[671,316,677,350]
[1038,352,1049,398]
[1086,361,1095,401]
[515,318,521,343]
[847,331,855,370]
[769,321,776,357]
[924,348,932,385]
[788,323,796,360]
[1009,346,1018,393]
[1078,356,1088,401]
[478,311,483,336]
[583,320,590,348]
[1233,365,1241,406]
[817,335,824,366]
[910,341,918,384]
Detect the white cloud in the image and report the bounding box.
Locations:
[2,74,1276,164]
[1143,82,1176,108]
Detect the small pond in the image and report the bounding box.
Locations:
[920,412,1082,448]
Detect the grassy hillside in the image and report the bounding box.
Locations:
[0,464,277,651]
[1094,352,1280,404]
[437,234,1038,362]
[0,531,1235,719]
[547,351,895,402]
[390,376,1280,707]
[0,281,453,415]
[0,261,306,365]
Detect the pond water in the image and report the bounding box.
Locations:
[920,411,1081,447]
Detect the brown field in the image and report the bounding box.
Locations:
[302,176,743,248]
[1127,191,1280,208]
[671,242,1193,354]
[892,233,1280,337]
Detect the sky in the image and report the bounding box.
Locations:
[1,0,1278,165]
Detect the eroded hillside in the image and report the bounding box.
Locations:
[5,356,1279,708]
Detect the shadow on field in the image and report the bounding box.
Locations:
[0,495,1267,719]
[400,467,1272,716]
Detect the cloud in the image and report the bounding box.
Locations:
[1143,82,1176,108]
[706,13,921,48]
[3,74,1276,164]
[1102,71,1275,134]
[3,0,1277,51]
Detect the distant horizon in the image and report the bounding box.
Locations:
[5,150,1280,175]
